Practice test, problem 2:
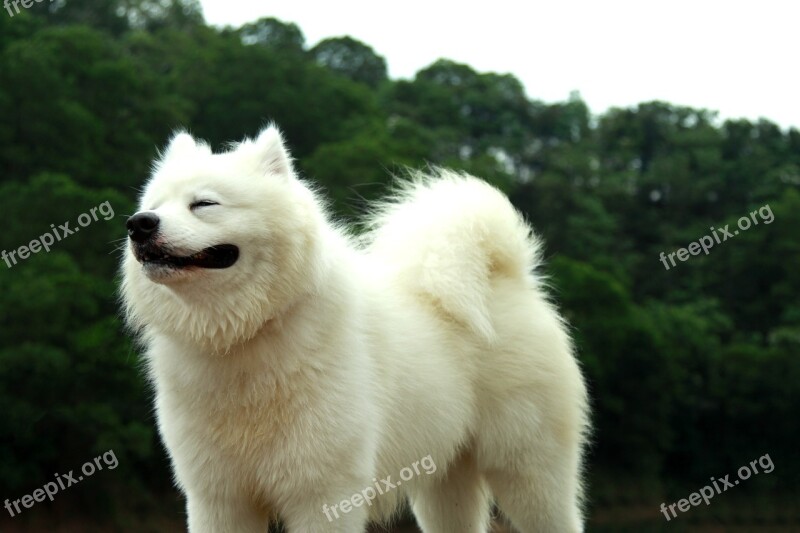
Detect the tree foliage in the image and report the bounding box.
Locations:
[310,36,388,88]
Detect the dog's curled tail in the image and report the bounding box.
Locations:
[364,169,542,343]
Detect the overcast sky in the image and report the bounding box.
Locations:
[200,0,799,129]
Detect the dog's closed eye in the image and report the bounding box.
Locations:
[190,200,219,210]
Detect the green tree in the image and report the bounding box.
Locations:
[310,36,387,88]
[238,17,305,53]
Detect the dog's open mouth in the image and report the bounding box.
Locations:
[136,244,239,269]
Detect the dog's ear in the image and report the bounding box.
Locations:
[251,125,293,177]
[163,131,198,158]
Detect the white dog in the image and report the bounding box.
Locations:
[121,125,589,533]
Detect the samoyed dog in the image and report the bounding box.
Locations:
[121,125,589,533]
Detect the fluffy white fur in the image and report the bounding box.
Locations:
[121,126,590,532]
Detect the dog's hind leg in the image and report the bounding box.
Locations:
[478,410,586,533]
[409,450,492,533]
[485,465,583,533]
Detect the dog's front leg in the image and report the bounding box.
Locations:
[282,494,369,533]
[186,493,267,533]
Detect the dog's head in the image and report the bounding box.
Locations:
[121,126,328,351]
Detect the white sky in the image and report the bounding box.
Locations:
[200,0,800,129]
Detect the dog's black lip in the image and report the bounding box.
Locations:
[135,244,239,269]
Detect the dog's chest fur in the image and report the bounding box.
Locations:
[149,337,338,501]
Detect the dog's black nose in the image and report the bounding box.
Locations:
[126,212,160,243]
